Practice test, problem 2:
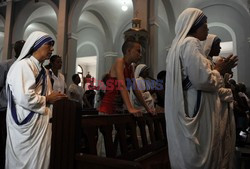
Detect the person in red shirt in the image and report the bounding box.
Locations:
[99,39,154,116]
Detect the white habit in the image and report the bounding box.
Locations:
[203,34,236,169]
[165,8,223,169]
[5,31,53,169]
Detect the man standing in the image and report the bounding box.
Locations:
[0,40,25,169]
[5,31,67,169]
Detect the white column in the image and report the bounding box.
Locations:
[57,0,68,69]
[148,0,159,78]
[2,0,13,60]
[65,33,78,85]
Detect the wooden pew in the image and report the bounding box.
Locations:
[81,108,98,115]
[50,99,170,169]
[50,99,81,169]
[77,114,170,169]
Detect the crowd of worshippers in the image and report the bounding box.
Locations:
[202,34,250,147]
[1,7,250,169]
[95,67,166,114]
[42,54,96,109]
[229,80,250,146]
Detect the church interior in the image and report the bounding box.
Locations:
[1,0,250,169]
[0,0,250,87]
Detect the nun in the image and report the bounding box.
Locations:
[203,34,236,169]
[130,64,155,113]
[5,31,67,169]
[165,8,237,169]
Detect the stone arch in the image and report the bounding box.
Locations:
[12,0,58,41]
[77,26,105,80]
[77,41,99,57]
[87,9,113,50]
[114,20,132,55]
[208,22,238,80]
[77,41,99,79]
[161,0,175,36]
[208,22,236,53]
[192,0,250,86]
[68,0,88,34]
[191,1,250,33]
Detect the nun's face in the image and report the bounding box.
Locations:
[140,68,149,78]
[194,22,209,41]
[192,22,209,41]
[36,42,54,62]
[209,41,221,57]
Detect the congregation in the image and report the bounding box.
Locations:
[0,6,250,169]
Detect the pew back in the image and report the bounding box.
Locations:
[80,114,167,158]
[50,100,170,169]
[78,113,170,169]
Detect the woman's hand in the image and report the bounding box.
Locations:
[128,107,142,117]
[46,92,68,104]
[214,54,238,76]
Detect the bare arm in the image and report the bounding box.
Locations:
[133,74,155,115]
[114,59,141,116]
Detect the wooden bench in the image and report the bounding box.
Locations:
[81,108,98,115]
[50,99,170,169]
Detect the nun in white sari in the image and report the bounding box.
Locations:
[165,8,224,169]
[130,64,155,113]
[5,31,66,169]
[203,34,236,169]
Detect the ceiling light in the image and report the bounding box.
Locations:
[121,5,128,11]
[121,1,128,12]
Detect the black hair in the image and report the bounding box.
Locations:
[14,40,25,58]
[72,74,80,81]
[122,39,140,55]
[238,82,247,93]
[44,63,52,70]
[139,66,149,77]
[50,55,61,63]
[157,70,166,80]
